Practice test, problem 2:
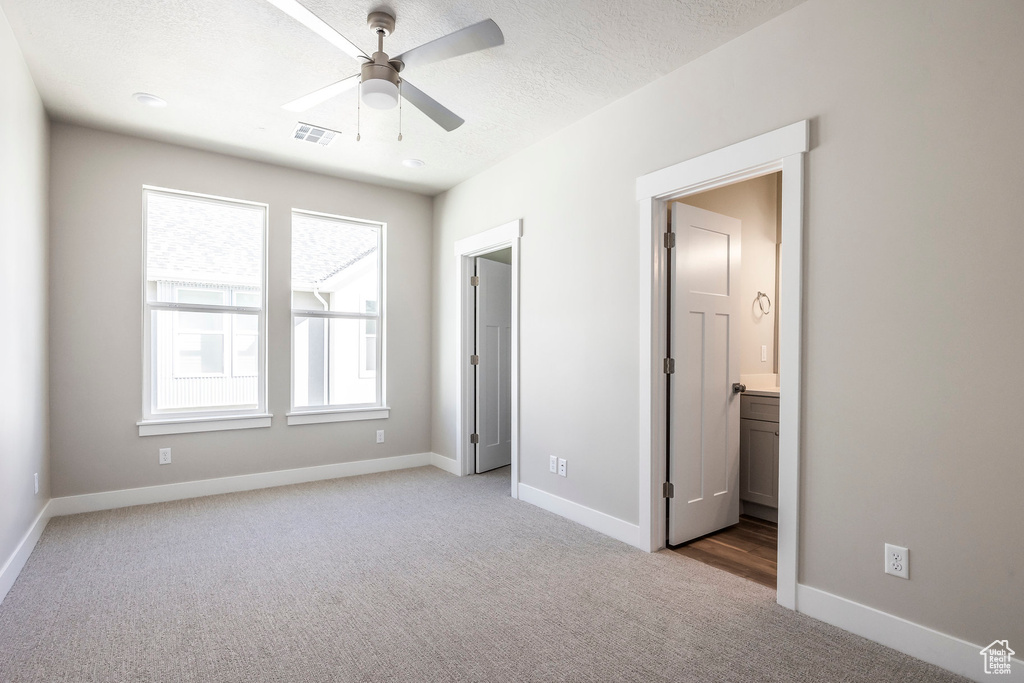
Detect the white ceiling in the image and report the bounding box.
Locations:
[1,0,805,195]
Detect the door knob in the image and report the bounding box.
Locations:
[732,382,746,394]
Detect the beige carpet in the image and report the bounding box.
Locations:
[0,466,966,682]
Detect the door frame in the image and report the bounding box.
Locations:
[636,121,809,610]
[454,220,522,497]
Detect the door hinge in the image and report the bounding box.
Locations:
[663,358,675,374]
[663,232,676,249]
[470,354,480,366]
[663,482,675,499]
[470,275,480,286]
[470,433,480,444]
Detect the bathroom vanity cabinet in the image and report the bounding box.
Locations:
[740,394,779,518]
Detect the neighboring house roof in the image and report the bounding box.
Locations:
[291,212,377,286]
[146,192,376,287]
[146,191,264,285]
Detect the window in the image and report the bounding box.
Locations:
[289,210,386,423]
[140,188,268,434]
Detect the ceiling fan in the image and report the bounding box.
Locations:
[266,0,504,132]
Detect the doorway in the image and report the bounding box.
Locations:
[453,220,522,497]
[636,120,808,610]
[474,248,512,474]
[666,173,783,588]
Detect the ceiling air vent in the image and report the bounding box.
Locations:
[292,122,339,147]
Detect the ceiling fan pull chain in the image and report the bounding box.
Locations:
[398,80,403,141]
[356,81,362,142]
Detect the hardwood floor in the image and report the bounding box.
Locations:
[670,516,778,588]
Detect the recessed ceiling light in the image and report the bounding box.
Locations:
[133,92,167,108]
[402,158,425,168]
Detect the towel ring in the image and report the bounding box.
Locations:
[756,291,771,315]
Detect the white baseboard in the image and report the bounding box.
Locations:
[517,483,642,549]
[0,502,51,603]
[429,452,461,475]
[797,584,1024,682]
[49,452,435,517]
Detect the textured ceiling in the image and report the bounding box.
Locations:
[1,0,805,194]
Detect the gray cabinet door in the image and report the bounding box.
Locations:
[740,418,779,508]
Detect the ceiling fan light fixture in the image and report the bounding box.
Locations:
[361,77,399,109]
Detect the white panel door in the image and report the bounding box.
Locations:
[668,203,742,545]
[475,257,512,473]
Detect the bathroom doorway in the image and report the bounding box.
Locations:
[635,120,808,609]
[666,173,783,589]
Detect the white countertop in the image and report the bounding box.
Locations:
[741,374,780,398]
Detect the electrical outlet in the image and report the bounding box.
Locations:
[549,455,558,473]
[558,458,567,477]
[34,473,39,495]
[159,448,172,465]
[376,430,385,444]
[761,345,768,362]
[884,543,909,579]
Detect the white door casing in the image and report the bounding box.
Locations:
[668,203,742,546]
[475,257,512,473]
[453,219,522,497]
[636,120,807,609]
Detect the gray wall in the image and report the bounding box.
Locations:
[0,9,48,575]
[49,124,433,496]
[432,0,1024,650]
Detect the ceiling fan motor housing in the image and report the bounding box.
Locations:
[360,11,401,109]
[360,53,401,109]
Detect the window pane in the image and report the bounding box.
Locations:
[291,213,378,314]
[174,333,224,375]
[153,310,258,412]
[146,192,264,304]
[233,331,258,377]
[234,311,258,334]
[364,335,376,374]
[234,291,260,307]
[178,310,226,333]
[293,316,376,408]
[177,288,226,305]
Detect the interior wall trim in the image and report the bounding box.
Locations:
[48,452,437,517]
[518,483,642,549]
[796,584,1023,683]
[453,219,523,495]
[635,120,809,612]
[429,452,461,475]
[0,502,52,604]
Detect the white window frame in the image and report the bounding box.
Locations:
[287,208,388,426]
[138,187,271,436]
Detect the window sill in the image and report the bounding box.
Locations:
[137,414,273,436]
[286,407,390,426]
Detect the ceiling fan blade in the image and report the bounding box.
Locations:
[264,0,367,61]
[400,80,464,132]
[282,74,359,112]
[394,19,503,70]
